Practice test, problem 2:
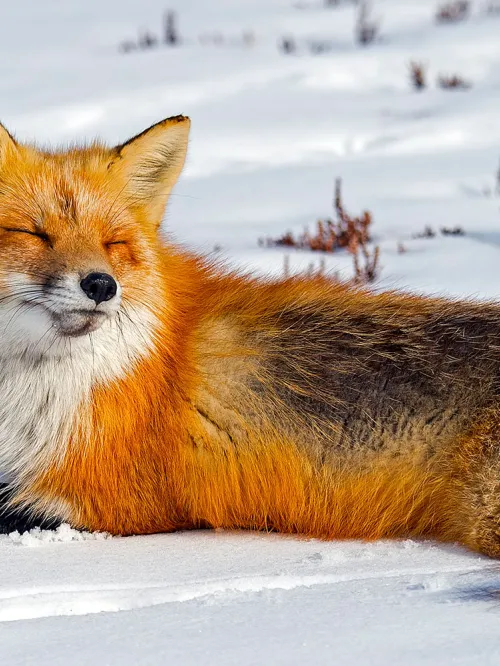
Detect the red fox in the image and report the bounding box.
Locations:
[0,115,499,556]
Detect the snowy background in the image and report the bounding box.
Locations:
[2,0,500,663]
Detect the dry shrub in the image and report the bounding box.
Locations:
[263,179,372,252]
[119,10,180,54]
[436,1,470,22]
[138,31,158,49]
[356,1,379,45]
[441,226,465,236]
[279,36,297,54]
[412,226,436,238]
[164,11,180,45]
[413,225,465,238]
[409,62,427,90]
[350,233,381,284]
[308,40,335,54]
[485,1,500,14]
[263,179,381,284]
[437,74,471,89]
[413,226,437,239]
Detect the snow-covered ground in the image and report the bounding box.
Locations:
[2,0,500,662]
[2,527,500,665]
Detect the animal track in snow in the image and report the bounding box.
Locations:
[0,564,490,622]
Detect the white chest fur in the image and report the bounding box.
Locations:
[0,355,91,480]
[0,306,158,497]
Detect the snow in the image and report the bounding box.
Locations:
[2,0,500,662]
[1,529,500,664]
[2,523,111,548]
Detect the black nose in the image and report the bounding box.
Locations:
[80,272,117,305]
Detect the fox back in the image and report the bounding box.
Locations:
[1,116,500,558]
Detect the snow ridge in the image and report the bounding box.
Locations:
[0,562,493,622]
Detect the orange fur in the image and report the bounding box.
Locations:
[0,116,498,556]
[27,259,464,543]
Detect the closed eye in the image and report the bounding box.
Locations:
[106,240,127,247]
[2,227,51,243]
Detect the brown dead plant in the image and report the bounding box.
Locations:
[409,61,427,90]
[263,179,380,284]
[436,1,470,23]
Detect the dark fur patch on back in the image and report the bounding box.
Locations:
[253,304,500,453]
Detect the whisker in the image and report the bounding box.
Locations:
[31,322,56,356]
[2,300,42,334]
[41,329,61,357]
[89,330,96,376]
[116,311,135,367]
[120,303,155,351]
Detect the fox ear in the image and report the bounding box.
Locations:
[110,115,190,228]
[0,123,18,166]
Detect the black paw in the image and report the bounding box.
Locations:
[0,484,60,534]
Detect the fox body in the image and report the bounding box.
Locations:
[1,117,500,556]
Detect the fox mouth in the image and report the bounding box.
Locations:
[21,300,108,338]
[52,310,107,337]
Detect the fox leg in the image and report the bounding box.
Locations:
[449,419,500,558]
[460,473,500,558]
[0,484,61,534]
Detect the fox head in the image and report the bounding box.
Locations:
[0,115,190,365]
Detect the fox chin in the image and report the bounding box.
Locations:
[1,115,500,558]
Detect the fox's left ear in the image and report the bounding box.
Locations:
[109,115,190,228]
[0,123,18,167]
